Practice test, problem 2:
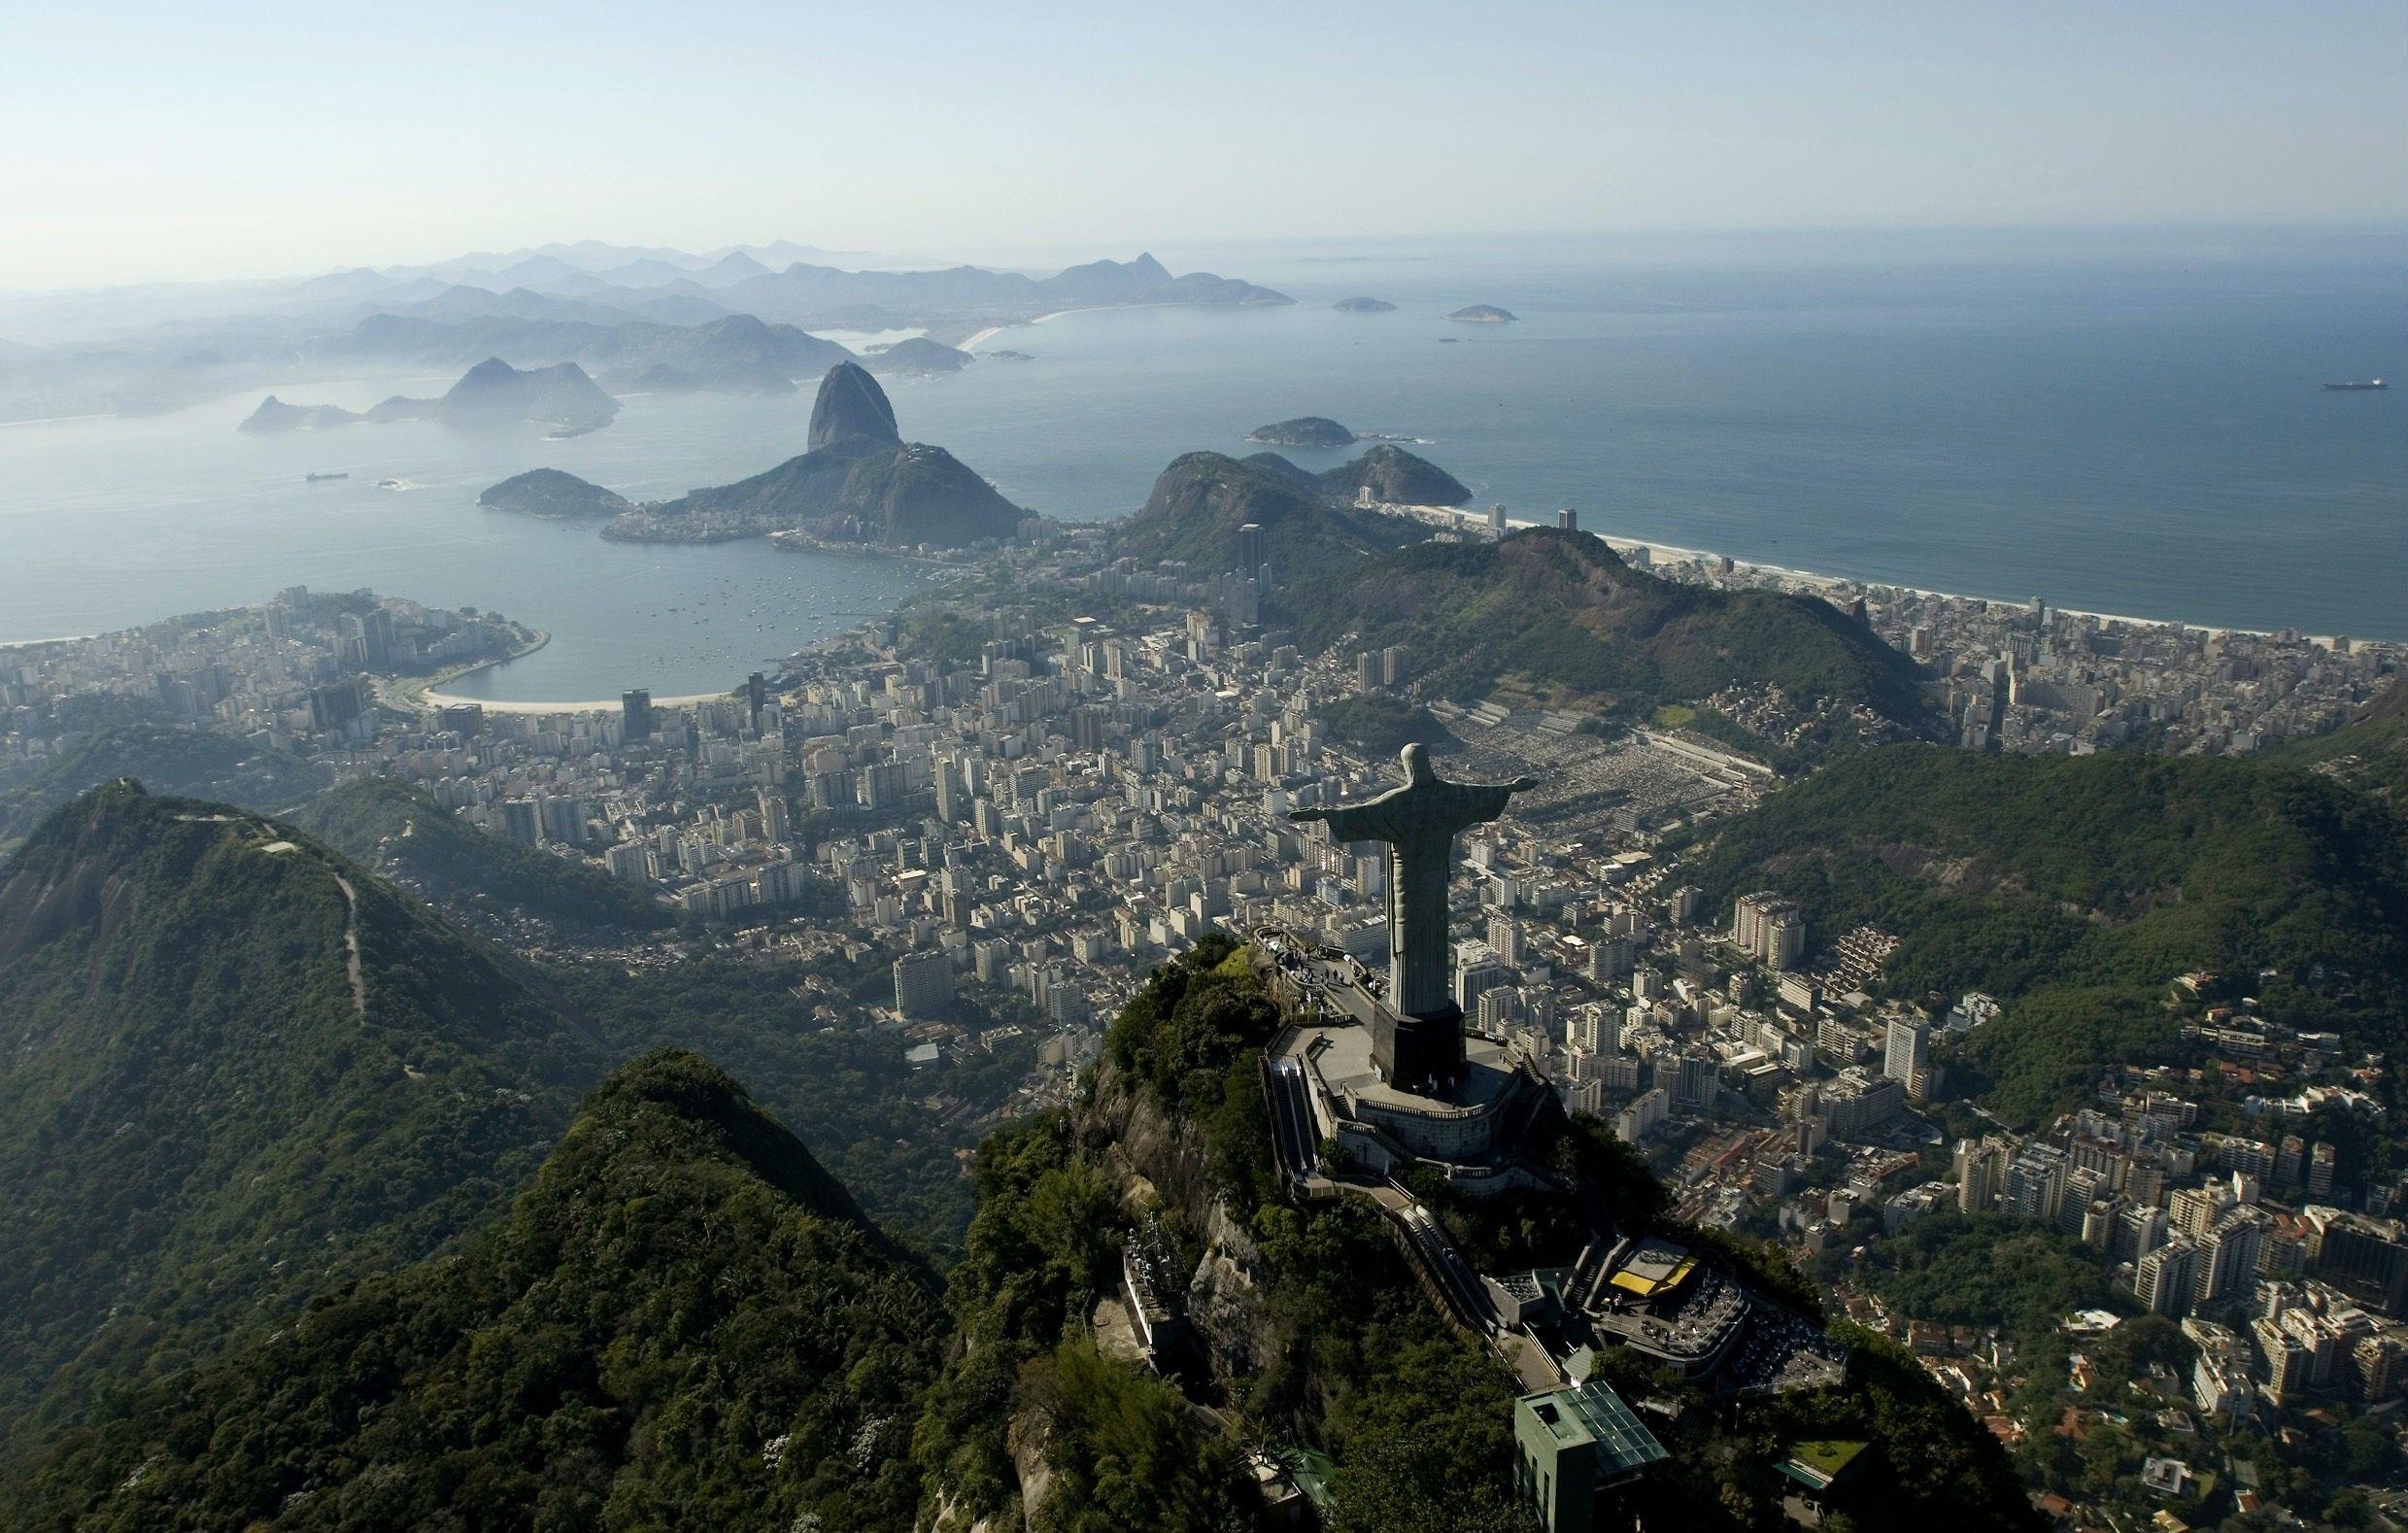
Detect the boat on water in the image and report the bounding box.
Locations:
[304,471,349,482]
[2322,379,2388,391]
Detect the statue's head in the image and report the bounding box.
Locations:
[1400,742,1436,784]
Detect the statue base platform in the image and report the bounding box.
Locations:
[1376,1002,1468,1096]
[1306,1018,1544,1175]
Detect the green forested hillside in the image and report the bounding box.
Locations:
[18,1052,941,1532]
[0,782,1023,1480]
[1283,529,1926,727]
[0,707,327,844]
[545,958,1039,1253]
[1685,745,2408,1122]
[0,780,597,1446]
[1114,457,1924,732]
[290,776,666,934]
[2278,675,2408,807]
[1113,450,1424,586]
[1317,694,1458,755]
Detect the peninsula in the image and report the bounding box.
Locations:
[590,362,1023,548]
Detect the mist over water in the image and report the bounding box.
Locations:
[2,231,2401,702]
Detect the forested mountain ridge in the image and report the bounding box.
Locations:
[0,778,1040,1482]
[0,813,2038,1530]
[1113,449,1424,584]
[1682,744,2408,1124]
[0,700,327,846]
[17,1051,941,1532]
[1282,528,1927,727]
[289,776,666,935]
[0,780,599,1449]
[2277,673,2408,807]
[1117,456,1927,732]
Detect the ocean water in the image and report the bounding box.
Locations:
[2,227,2401,701]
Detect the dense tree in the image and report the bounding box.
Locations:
[17,1053,941,1531]
[1687,745,2408,1122]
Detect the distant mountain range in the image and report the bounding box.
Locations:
[0,246,1289,420]
[239,358,620,434]
[347,307,854,383]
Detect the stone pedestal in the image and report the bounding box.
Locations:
[1376,1001,1468,1095]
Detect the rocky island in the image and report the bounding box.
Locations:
[1332,295,1398,312]
[239,359,620,435]
[862,336,972,375]
[238,396,367,432]
[598,361,1023,548]
[371,358,620,434]
[1446,304,1518,323]
[1246,415,1359,448]
[477,468,634,520]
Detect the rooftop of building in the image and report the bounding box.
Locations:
[1779,1439,1870,1491]
[1608,1237,1698,1301]
[1518,1379,1670,1480]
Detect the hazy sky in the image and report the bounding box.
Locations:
[3,0,2402,290]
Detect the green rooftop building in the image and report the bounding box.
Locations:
[1512,1374,1669,1533]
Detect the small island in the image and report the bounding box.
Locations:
[240,396,365,432]
[1446,304,1518,323]
[1247,416,1359,449]
[863,337,973,375]
[1332,296,1397,312]
[478,468,634,520]
[240,358,621,436]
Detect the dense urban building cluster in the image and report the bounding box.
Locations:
[4,506,2403,1531]
[1648,545,2399,757]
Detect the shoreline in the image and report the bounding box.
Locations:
[383,627,557,711]
[418,686,731,715]
[1440,510,2365,647]
[0,632,97,649]
[960,307,1075,353]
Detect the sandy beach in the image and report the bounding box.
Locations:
[1454,508,2299,643]
[960,308,1080,354]
[418,688,731,715]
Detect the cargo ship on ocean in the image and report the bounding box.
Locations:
[2322,379,2388,391]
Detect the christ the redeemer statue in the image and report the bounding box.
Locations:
[1294,743,1536,1092]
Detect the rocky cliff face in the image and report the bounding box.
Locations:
[1081,1063,1273,1383]
[806,360,902,453]
[620,363,1021,547]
